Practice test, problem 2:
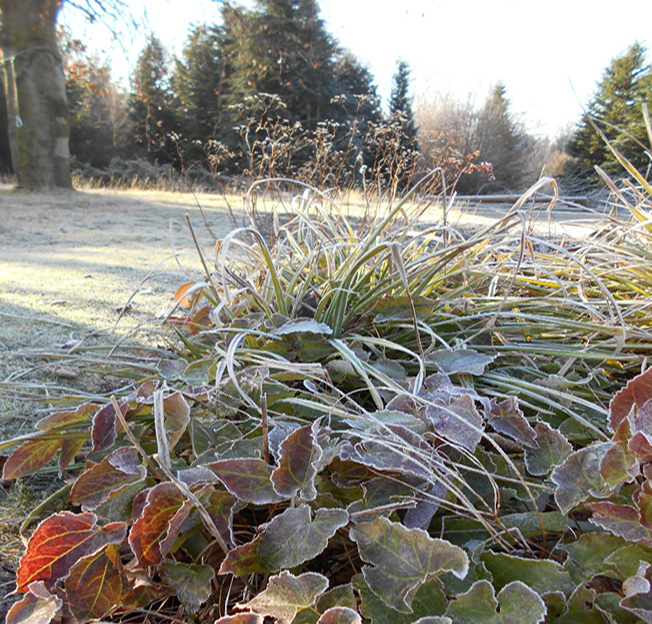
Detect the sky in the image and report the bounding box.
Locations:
[61,0,652,138]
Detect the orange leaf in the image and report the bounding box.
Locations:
[36,403,98,431]
[58,438,84,476]
[64,544,123,621]
[70,447,147,510]
[128,483,190,566]
[174,281,195,307]
[16,511,126,592]
[2,438,63,481]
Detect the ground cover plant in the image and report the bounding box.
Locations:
[3,139,652,623]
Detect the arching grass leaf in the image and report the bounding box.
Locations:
[445,579,546,623]
[609,368,652,432]
[259,505,349,571]
[350,517,468,612]
[16,512,126,592]
[237,571,329,624]
[551,442,614,513]
[271,423,323,500]
[70,446,147,510]
[161,561,215,614]
[316,607,361,624]
[524,421,572,476]
[6,581,62,624]
[426,394,483,452]
[487,397,537,448]
[64,544,123,621]
[128,482,190,566]
[2,438,63,481]
[209,458,286,504]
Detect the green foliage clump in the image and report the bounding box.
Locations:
[4,156,652,622]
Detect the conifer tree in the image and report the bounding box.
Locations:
[473,82,530,190]
[129,35,179,164]
[173,25,226,145]
[383,59,419,189]
[389,60,419,153]
[568,42,652,177]
[223,0,339,129]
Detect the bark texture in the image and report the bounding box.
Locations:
[0,0,72,188]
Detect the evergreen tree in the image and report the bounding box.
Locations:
[129,35,179,164]
[381,59,419,189]
[173,25,226,145]
[222,0,340,133]
[389,60,419,153]
[473,82,531,191]
[568,42,652,177]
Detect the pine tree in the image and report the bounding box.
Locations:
[568,42,652,177]
[129,35,179,164]
[173,25,226,144]
[381,59,419,189]
[223,0,339,130]
[389,60,419,153]
[473,82,530,190]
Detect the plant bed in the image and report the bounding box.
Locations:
[2,172,652,623]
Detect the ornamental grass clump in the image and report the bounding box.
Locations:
[3,157,652,623]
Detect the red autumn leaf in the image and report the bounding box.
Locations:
[128,482,190,566]
[209,458,285,505]
[609,367,652,431]
[162,391,191,448]
[184,305,212,335]
[6,581,62,624]
[91,400,128,453]
[487,397,537,448]
[16,511,126,592]
[58,438,84,476]
[2,438,63,481]
[70,447,147,510]
[271,424,322,500]
[64,544,123,621]
[587,501,652,546]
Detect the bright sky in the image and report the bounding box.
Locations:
[61,0,652,138]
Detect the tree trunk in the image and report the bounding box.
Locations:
[0,0,72,189]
